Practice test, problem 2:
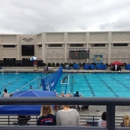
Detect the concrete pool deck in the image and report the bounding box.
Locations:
[0,66,130,73]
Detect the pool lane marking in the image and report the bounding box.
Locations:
[111,77,130,90]
[84,76,95,96]
[70,75,74,94]
[97,76,118,97]
[20,76,39,90]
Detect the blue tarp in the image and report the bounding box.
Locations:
[73,63,80,69]
[83,64,89,70]
[0,90,56,115]
[96,64,102,69]
[125,64,130,70]
[96,64,107,70]
[89,64,95,70]
[102,64,107,70]
[41,66,62,91]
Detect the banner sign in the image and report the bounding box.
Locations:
[94,55,103,63]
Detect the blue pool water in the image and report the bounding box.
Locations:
[0,72,130,98]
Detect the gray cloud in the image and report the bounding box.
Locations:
[0,0,130,34]
[100,18,130,30]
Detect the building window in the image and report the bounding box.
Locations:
[22,45,34,56]
[70,44,84,47]
[48,44,62,47]
[3,45,15,48]
[22,58,30,61]
[3,58,16,61]
[113,44,128,46]
[91,44,105,47]
[38,44,42,47]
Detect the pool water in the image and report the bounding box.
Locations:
[0,72,130,98]
[56,73,130,98]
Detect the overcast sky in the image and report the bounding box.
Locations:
[0,0,130,34]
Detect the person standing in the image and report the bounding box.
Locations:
[30,85,33,89]
[43,66,48,74]
[115,64,117,71]
[73,91,79,97]
[56,105,80,126]
[66,91,72,97]
[2,88,10,97]
[60,91,65,97]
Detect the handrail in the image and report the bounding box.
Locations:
[0,97,130,130]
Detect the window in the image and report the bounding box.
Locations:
[38,44,42,47]
[91,44,105,47]
[3,58,16,61]
[70,44,84,47]
[48,44,62,47]
[3,45,15,48]
[113,44,128,46]
[22,45,34,56]
[22,58,30,61]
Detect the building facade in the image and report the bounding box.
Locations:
[0,31,130,65]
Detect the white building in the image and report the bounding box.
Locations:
[0,31,130,65]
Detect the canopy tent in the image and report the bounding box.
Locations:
[110,61,124,66]
[0,90,56,115]
[30,56,37,61]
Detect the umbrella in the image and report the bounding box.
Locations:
[0,90,56,115]
[30,56,37,61]
[110,61,124,66]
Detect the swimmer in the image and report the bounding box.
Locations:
[73,79,76,82]
[30,85,33,89]
[8,81,12,84]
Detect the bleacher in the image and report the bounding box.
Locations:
[0,96,129,130]
[0,114,123,126]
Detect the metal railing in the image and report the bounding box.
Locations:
[0,97,130,130]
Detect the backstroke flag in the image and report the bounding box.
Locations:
[41,66,62,91]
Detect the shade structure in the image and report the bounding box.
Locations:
[0,90,56,115]
[30,56,37,61]
[110,61,124,66]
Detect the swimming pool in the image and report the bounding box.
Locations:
[0,72,130,98]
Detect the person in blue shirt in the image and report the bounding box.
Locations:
[37,105,56,126]
[73,91,79,97]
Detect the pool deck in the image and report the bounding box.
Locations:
[0,67,130,118]
[0,66,130,73]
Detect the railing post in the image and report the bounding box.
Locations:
[8,116,10,125]
[107,104,115,130]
